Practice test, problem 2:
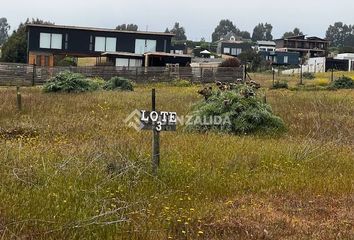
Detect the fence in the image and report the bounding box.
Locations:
[0,63,244,86]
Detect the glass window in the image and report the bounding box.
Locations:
[106,37,117,52]
[236,48,242,55]
[135,39,157,54]
[146,40,157,53]
[115,58,143,67]
[284,56,289,63]
[40,33,51,49]
[130,59,142,67]
[51,34,62,49]
[231,48,237,55]
[95,37,106,52]
[223,47,230,54]
[116,58,130,67]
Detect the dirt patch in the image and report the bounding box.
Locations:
[203,195,354,239]
[0,127,39,141]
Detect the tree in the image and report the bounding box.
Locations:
[1,18,53,63]
[238,50,267,72]
[0,17,10,45]
[239,31,251,40]
[326,22,353,47]
[115,24,138,31]
[252,23,273,41]
[282,28,303,38]
[212,19,238,42]
[166,22,187,41]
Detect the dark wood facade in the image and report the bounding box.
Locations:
[26,24,181,67]
[275,35,329,58]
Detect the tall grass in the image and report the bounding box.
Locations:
[0,85,353,239]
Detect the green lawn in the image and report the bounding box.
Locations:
[0,85,353,239]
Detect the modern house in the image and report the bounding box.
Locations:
[259,51,300,66]
[275,35,329,58]
[254,41,276,52]
[216,32,252,57]
[26,24,191,67]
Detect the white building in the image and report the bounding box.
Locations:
[254,41,276,52]
[335,53,354,71]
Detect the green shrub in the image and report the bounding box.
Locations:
[43,71,101,93]
[270,81,288,89]
[329,76,354,89]
[186,85,286,135]
[103,77,134,91]
[303,72,315,79]
[171,79,192,87]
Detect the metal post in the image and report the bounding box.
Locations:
[16,86,22,111]
[152,89,160,175]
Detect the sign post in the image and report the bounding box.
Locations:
[140,89,177,175]
[151,89,160,175]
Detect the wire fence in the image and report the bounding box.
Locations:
[0,63,245,86]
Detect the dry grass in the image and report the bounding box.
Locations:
[0,85,353,239]
[250,71,354,89]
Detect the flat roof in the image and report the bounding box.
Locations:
[144,52,192,58]
[101,52,143,57]
[26,24,175,37]
[257,41,276,46]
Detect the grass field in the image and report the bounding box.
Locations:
[0,84,353,239]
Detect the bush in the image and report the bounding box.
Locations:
[219,57,241,68]
[43,71,101,93]
[329,76,354,89]
[186,85,286,135]
[103,77,134,91]
[302,72,315,79]
[171,79,192,87]
[270,81,288,89]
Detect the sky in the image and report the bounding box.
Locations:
[2,0,354,41]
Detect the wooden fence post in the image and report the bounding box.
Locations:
[16,86,22,111]
[272,69,275,86]
[299,64,303,85]
[151,89,160,176]
[32,64,36,86]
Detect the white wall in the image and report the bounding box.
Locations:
[281,57,326,75]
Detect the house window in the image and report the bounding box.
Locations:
[223,47,230,54]
[236,48,242,55]
[135,39,157,54]
[95,37,117,52]
[89,36,93,51]
[116,58,129,67]
[115,58,142,67]
[231,48,237,55]
[40,33,63,49]
[284,56,289,64]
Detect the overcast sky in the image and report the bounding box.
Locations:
[2,0,354,41]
